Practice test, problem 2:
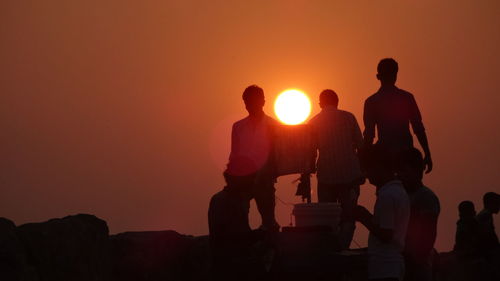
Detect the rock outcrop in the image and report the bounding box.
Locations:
[0,218,36,281]
[1,214,494,281]
[110,231,210,281]
[16,214,110,281]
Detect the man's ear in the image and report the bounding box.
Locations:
[376,73,381,81]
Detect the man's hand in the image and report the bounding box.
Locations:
[424,155,433,174]
[353,205,372,225]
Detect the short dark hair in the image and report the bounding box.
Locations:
[483,192,500,206]
[398,147,424,172]
[377,58,399,77]
[458,200,475,215]
[242,85,264,101]
[319,89,339,106]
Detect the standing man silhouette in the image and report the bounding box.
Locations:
[225,85,280,232]
[363,58,433,173]
[306,89,364,249]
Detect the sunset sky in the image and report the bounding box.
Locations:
[1,1,499,251]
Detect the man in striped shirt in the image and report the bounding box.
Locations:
[306,89,364,249]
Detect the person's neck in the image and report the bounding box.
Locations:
[375,176,396,191]
[380,82,396,90]
[404,180,423,194]
[322,105,337,110]
[248,110,265,119]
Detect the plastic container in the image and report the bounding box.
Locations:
[292,203,342,231]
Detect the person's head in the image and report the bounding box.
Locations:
[242,85,265,116]
[377,58,398,85]
[458,200,476,218]
[319,89,339,109]
[483,192,500,214]
[396,148,424,192]
[360,144,395,187]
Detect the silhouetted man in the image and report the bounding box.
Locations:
[208,173,268,281]
[225,85,279,231]
[363,58,433,173]
[454,201,480,257]
[354,145,410,281]
[397,148,440,281]
[476,192,500,254]
[305,89,364,249]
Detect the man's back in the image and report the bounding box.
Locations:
[308,107,363,184]
[363,86,425,150]
[368,180,410,280]
[369,180,410,257]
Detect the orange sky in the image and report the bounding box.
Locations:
[1,1,499,251]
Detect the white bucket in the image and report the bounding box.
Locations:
[292,203,342,231]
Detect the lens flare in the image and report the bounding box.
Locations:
[274,89,311,125]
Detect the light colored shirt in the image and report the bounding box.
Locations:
[308,106,363,184]
[368,180,410,280]
[226,114,277,176]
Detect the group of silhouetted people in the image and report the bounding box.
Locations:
[452,192,500,280]
[207,58,499,281]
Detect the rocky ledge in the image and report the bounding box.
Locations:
[0,214,490,281]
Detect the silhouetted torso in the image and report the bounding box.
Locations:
[405,185,440,262]
[368,180,410,280]
[454,216,480,256]
[364,86,425,150]
[227,114,277,177]
[308,106,363,184]
[476,209,499,251]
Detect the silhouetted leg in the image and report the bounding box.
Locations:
[337,184,359,250]
[209,189,253,281]
[253,181,279,231]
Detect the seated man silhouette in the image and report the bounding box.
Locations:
[397,148,440,281]
[305,89,364,249]
[363,58,433,173]
[208,174,268,281]
[454,201,480,258]
[476,192,500,256]
[354,144,410,281]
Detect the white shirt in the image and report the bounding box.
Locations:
[308,106,363,184]
[368,180,410,280]
[226,114,277,176]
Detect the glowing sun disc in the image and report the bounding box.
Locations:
[274,89,311,125]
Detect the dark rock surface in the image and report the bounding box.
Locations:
[1,214,493,281]
[0,218,36,281]
[16,214,110,281]
[109,231,210,281]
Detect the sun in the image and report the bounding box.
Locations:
[274,89,312,125]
